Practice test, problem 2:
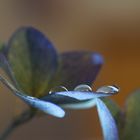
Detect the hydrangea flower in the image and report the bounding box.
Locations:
[0,27,119,140]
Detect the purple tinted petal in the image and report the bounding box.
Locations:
[8,27,58,96]
[96,98,119,140]
[54,51,103,90]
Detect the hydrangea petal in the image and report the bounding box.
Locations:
[60,99,96,109]
[96,98,119,140]
[122,90,140,140]
[0,75,65,118]
[41,91,117,110]
[17,95,65,118]
[54,91,116,100]
[42,93,97,109]
[41,94,79,104]
[53,51,103,90]
[0,53,19,88]
[101,98,122,131]
[7,27,58,96]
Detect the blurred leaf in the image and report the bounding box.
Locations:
[53,51,103,90]
[122,90,140,140]
[8,27,58,96]
[96,98,119,140]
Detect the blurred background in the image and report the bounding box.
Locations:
[0,0,140,140]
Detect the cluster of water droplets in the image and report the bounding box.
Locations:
[49,84,119,94]
[49,84,93,94]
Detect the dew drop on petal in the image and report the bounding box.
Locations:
[74,84,92,92]
[49,86,68,94]
[96,85,119,94]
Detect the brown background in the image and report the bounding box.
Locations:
[0,1,140,140]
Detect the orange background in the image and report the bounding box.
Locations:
[0,1,140,140]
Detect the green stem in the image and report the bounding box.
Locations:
[0,109,36,140]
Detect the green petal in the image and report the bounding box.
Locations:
[53,51,103,90]
[122,90,140,140]
[7,27,58,96]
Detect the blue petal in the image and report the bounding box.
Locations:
[17,94,65,118]
[42,91,117,109]
[60,99,97,109]
[96,98,119,140]
[0,75,65,118]
[54,91,116,100]
[42,94,97,109]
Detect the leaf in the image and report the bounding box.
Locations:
[8,27,58,96]
[53,51,103,90]
[0,75,65,118]
[96,98,119,140]
[122,90,140,140]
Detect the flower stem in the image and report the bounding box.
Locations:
[0,109,36,140]
[0,123,16,140]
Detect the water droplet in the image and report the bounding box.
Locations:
[49,86,68,94]
[96,85,119,94]
[74,84,92,92]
